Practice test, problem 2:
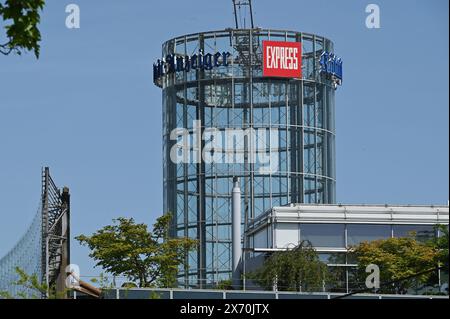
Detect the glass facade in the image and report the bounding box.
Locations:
[248,221,444,293]
[157,29,337,287]
[311,223,441,293]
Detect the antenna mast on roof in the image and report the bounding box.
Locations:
[232,0,254,29]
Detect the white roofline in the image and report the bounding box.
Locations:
[247,204,449,235]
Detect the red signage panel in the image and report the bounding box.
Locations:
[263,40,302,78]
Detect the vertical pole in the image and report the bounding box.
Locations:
[42,167,50,298]
[57,187,70,297]
[232,0,239,28]
[248,0,254,28]
[232,177,242,289]
[197,34,207,288]
[45,237,49,298]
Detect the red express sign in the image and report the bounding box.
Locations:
[263,41,302,78]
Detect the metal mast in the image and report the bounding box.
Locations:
[231,0,257,291]
[232,0,254,29]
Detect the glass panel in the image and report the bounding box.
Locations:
[303,84,315,127]
[254,228,268,248]
[318,253,346,264]
[300,224,345,247]
[301,36,314,80]
[347,252,358,265]
[393,225,436,243]
[303,132,315,174]
[347,224,391,246]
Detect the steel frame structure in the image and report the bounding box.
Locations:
[41,167,70,297]
[158,29,337,288]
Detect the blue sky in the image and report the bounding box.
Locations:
[0,0,448,279]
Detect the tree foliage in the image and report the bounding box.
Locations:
[0,0,45,58]
[249,240,328,292]
[428,225,449,270]
[75,213,197,288]
[216,279,232,290]
[353,237,439,294]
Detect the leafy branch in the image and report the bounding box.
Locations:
[0,0,45,58]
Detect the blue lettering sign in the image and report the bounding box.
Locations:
[153,50,232,84]
[320,51,343,85]
[191,54,198,70]
[204,53,213,70]
[214,52,222,67]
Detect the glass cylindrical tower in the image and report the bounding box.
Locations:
[155,29,337,287]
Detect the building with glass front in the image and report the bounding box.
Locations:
[154,28,340,287]
[245,204,449,293]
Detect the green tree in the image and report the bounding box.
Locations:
[353,237,438,294]
[428,225,449,270]
[249,240,328,292]
[0,0,45,58]
[76,213,197,288]
[216,279,232,290]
